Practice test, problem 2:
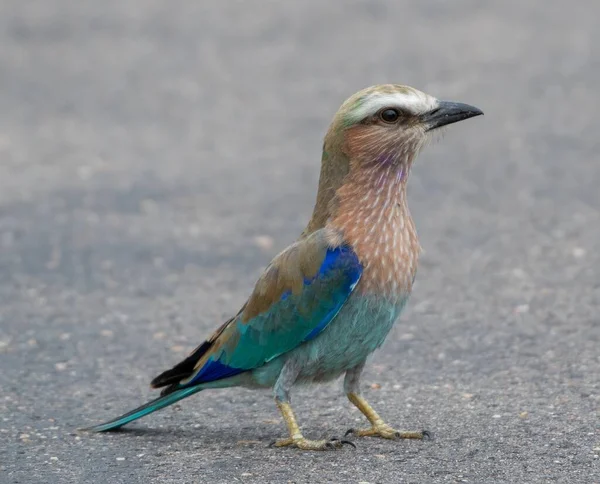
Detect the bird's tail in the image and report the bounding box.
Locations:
[80,385,202,432]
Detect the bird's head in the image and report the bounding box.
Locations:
[304,84,482,234]
[326,84,483,167]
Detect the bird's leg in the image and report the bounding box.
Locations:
[270,361,354,451]
[344,362,430,440]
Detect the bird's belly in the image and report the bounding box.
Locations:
[293,294,408,383]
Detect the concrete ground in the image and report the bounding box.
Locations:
[0,1,599,483]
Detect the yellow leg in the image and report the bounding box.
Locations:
[270,400,355,451]
[346,393,430,440]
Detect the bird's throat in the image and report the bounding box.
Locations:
[327,162,420,298]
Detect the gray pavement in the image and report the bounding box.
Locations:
[1,1,599,483]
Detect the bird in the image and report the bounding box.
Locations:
[82,84,483,451]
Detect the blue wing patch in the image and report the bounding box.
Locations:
[193,358,244,382]
[302,246,361,341]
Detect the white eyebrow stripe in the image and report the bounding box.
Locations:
[349,92,438,122]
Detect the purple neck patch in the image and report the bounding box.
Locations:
[375,152,407,183]
[371,163,406,190]
[396,166,405,183]
[376,152,395,165]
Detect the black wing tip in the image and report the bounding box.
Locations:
[150,370,190,389]
[159,383,181,397]
[150,340,212,389]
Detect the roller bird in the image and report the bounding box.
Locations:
[83,84,483,450]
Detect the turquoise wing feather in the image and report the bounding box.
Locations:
[181,229,362,386]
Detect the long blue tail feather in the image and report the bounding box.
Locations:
[80,385,202,432]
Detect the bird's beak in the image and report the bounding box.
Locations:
[422,101,483,131]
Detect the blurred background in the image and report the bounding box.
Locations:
[1,1,598,483]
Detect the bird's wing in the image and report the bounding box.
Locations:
[151,228,362,390]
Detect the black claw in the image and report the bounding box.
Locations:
[328,437,356,449]
[421,430,434,441]
[268,440,278,448]
[341,439,357,449]
[344,428,355,437]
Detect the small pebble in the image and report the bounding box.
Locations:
[512,268,527,279]
[188,224,201,237]
[253,235,274,250]
[514,304,529,314]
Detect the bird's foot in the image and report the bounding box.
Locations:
[270,436,356,451]
[345,423,432,441]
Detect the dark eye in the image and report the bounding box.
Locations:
[379,108,400,123]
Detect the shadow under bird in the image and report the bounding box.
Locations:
[83,84,483,450]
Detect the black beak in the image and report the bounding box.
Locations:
[423,101,483,131]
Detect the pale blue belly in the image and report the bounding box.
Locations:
[250,294,408,387]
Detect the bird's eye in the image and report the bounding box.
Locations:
[379,108,400,123]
